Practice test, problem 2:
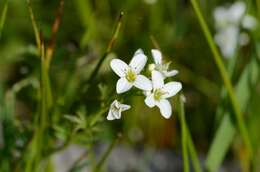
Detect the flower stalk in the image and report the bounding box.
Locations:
[88,12,124,84]
[0,0,8,39]
[190,0,253,159]
[177,94,202,172]
[178,95,189,172]
[26,0,41,53]
[93,134,122,172]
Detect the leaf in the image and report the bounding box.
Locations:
[205,57,259,171]
[53,125,67,140]
[74,0,96,47]
[64,115,81,124]
[190,0,252,158]
[177,94,202,172]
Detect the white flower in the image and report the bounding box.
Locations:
[228,1,246,25]
[144,71,182,119]
[214,1,257,30]
[214,6,232,29]
[150,49,178,78]
[107,100,131,120]
[214,1,246,29]
[242,15,257,30]
[214,26,239,58]
[213,1,258,59]
[110,49,152,94]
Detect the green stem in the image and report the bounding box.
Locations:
[0,0,8,39]
[190,0,253,158]
[93,134,121,172]
[26,0,41,52]
[178,94,202,172]
[68,151,88,172]
[256,0,260,20]
[90,106,110,127]
[187,131,202,172]
[178,95,189,172]
[88,12,124,83]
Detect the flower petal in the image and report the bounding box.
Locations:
[242,15,257,30]
[133,75,152,91]
[156,99,172,119]
[152,70,164,89]
[229,1,246,24]
[143,90,152,96]
[110,59,129,77]
[134,48,144,56]
[107,109,115,120]
[162,82,182,98]
[120,104,131,111]
[129,52,147,73]
[214,7,229,29]
[145,94,156,108]
[113,100,120,108]
[116,77,133,94]
[164,70,178,77]
[214,26,239,58]
[151,49,162,64]
[115,109,122,119]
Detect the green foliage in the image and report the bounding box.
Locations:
[0,0,260,171]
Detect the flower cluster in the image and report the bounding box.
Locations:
[107,49,182,120]
[213,1,257,58]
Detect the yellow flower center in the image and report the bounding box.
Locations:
[155,62,171,72]
[125,69,136,83]
[153,89,166,101]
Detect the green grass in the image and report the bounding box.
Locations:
[190,0,253,166]
[0,0,8,39]
[0,0,260,171]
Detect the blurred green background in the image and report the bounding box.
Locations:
[0,0,260,171]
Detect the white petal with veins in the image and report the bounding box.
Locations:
[110,59,129,77]
[120,104,131,111]
[134,49,144,56]
[164,70,178,77]
[162,82,182,99]
[152,71,164,89]
[156,99,172,119]
[116,77,133,94]
[129,53,147,73]
[133,75,152,91]
[145,94,156,107]
[107,109,115,120]
[151,49,162,64]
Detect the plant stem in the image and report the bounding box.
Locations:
[178,94,202,172]
[0,0,8,39]
[190,0,253,158]
[46,0,65,70]
[26,0,41,52]
[25,2,54,169]
[68,150,88,172]
[187,130,202,172]
[88,12,124,83]
[93,134,121,172]
[256,0,260,20]
[180,102,189,172]
[90,106,110,127]
[178,95,189,172]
